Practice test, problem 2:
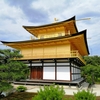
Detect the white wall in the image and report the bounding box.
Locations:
[57,67,70,80]
[43,67,55,80]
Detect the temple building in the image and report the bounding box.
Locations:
[1,16,89,85]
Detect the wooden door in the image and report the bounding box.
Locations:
[30,67,43,79]
[37,67,43,79]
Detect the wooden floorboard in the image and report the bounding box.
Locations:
[14,78,84,87]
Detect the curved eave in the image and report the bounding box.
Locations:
[83,30,90,55]
[23,16,78,36]
[1,30,89,56]
[72,30,89,55]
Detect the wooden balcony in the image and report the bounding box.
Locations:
[20,50,85,64]
[71,51,86,64]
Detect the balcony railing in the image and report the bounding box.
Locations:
[20,50,85,64]
[71,51,85,64]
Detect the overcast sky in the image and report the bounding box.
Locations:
[0,0,100,56]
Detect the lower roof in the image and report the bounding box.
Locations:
[1,30,89,56]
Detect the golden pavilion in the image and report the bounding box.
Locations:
[1,16,89,85]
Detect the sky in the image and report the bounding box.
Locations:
[0,0,100,56]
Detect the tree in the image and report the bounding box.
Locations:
[0,49,29,96]
[81,56,100,85]
[84,56,100,66]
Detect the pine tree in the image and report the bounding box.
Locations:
[0,49,29,96]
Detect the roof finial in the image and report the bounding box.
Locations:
[54,18,59,23]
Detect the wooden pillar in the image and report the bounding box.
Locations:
[41,60,43,80]
[69,59,72,81]
[55,59,57,80]
[28,60,32,79]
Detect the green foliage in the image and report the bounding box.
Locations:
[84,56,100,66]
[81,56,100,84]
[0,49,29,95]
[16,86,27,92]
[0,49,23,64]
[0,81,13,92]
[33,84,65,100]
[86,76,93,85]
[0,61,29,81]
[81,64,100,84]
[74,90,96,100]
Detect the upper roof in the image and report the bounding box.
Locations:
[1,30,89,56]
[23,16,78,37]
